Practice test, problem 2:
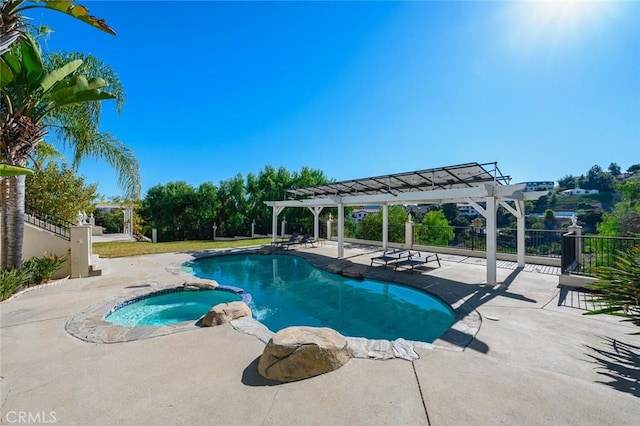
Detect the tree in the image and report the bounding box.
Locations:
[544,209,556,230]
[25,161,98,222]
[608,163,621,176]
[217,174,247,237]
[139,182,195,240]
[246,165,329,234]
[246,166,292,234]
[531,195,549,214]
[582,164,614,192]
[0,12,138,269]
[189,182,220,239]
[557,175,576,190]
[627,164,640,174]
[441,203,463,225]
[418,210,454,246]
[360,205,406,242]
[597,177,640,236]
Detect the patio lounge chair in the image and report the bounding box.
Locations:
[281,234,317,250]
[271,233,299,248]
[299,234,317,248]
[370,249,411,269]
[394,251,441,273]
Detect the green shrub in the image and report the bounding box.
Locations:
[585,246,640,332]
[1,269,29,301]
[22,252,67,285]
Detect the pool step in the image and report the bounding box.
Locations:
[89,254,109,277]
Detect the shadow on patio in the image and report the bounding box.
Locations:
[584,336,640,398]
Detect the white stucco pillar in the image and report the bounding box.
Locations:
[70,225,91,279]
[338,204,344,258]
[405,216,414,248]
[485,196,497,285]
[382,204,389,250]
[567,221,583,269]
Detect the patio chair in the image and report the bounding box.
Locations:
[271,233,299,248]
[281,234,317,250]
[394,251,441,273]
[298,234,317,248]
[370,249,411,269]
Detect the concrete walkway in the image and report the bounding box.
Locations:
[92,233,135,243]
[1,243,638,425]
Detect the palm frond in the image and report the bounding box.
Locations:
[70,131,140,201]
[45,51,125,113]
[586,246,640,329]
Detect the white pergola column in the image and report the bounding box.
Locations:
[382,204,389,250]
[127,206,134,236]
[485,196,497,285]
[337,203,344,258]
[466,196,498,286]
[271,205,285,242]
[499,199,526,267]
[307,206,323,241]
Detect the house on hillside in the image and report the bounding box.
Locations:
[560,188,599,196]
[522,181,555,192]
[457,204,480,218]
[351,207,380,222]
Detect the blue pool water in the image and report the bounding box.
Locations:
[106,290,242,327]
[185,254,455,343]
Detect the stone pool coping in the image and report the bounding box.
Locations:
[66,247,481,360]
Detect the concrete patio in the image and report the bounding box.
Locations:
[1,242,638,425]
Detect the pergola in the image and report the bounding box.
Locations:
[95,202,135,237]
[265,162,547,285]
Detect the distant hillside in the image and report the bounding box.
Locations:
[551,192,616,213]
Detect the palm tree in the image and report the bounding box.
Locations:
[1,0,115,55]
[1,32,139,270]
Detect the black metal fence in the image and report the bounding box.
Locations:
[413,226,565,257]
[561,233,640,276]
[331,223,565,258]
[25,205,73,240]
[339,222,406,243]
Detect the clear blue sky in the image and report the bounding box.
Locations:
[39,1,639,200]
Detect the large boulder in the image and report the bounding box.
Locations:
[201,301,251,327]
[326,261,352,274]
[183,279,219,291]
[341,265,365,280]
[258,326,353,382]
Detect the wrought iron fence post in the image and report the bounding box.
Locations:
[471,227,475,251]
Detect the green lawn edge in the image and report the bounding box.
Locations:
[93,238,274,258]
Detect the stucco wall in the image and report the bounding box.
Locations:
[23,223,71,279]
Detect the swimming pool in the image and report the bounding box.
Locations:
[106,288,243,327]
[185,253,454,343]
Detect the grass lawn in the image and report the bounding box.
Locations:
[93,238,273,258]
